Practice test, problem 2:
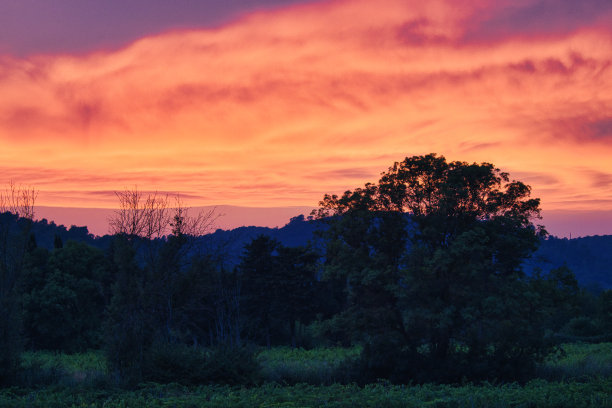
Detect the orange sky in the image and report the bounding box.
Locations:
[1,0,612,232]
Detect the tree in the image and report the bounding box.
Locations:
[239,235,319,348]
[144,195,218,344]
[0,182,37,384]
[109,188,216,241]
[529,265,580,334]
[105,235,148,386]
[109,187,169,239]
[186,257,243,348]
[22,241,111,351]
[239,235,281,348]
[105,188,217,384]
[314,154,548,382]
[276,244,319,348]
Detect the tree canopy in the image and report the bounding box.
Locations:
[314,154,549,382]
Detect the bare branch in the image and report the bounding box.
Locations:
[109,187,170,239]
[0,181,37,220]
[170,195,218,238]
[109,188,217,239]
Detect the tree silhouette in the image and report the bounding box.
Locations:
[314,154,549,382]
[0,182,37,384]
[239,235,318,348]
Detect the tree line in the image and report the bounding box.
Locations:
[1,155,611,387]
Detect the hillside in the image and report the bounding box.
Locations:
[18,212,612,289]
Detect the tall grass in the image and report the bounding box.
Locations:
[538,342,612,381]
[1,379,611,407]
[19,351,108,387]
[256,346,361,384]
[6,342,611,407]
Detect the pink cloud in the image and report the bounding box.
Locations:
[0,0,610,233]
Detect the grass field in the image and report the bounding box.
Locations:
[537,342,612,380]
[3,343,610,408]
[257,345,361,384]
[1,379,611,408]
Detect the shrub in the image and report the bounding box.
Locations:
[142,343,260,386]
[142,342,208,385]
[202,345,260,385]
[257,346,361,384]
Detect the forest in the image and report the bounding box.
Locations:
[1,154,611,407]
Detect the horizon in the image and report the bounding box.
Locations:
[2,0,612,236]
[32,204,611,239]
[34,204,315,237]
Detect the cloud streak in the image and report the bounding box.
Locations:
[0,0,611,226]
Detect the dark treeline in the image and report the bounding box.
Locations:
[1,155,611,388]
[23,214,612,289]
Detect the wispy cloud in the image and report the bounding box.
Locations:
[0,0,611,218]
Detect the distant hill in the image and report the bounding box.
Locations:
[15,212,612,289]
[195,215,324,268]
[200,221,612,289]
[527,235,612,290]
[35,205,315,237]
[30,218,94,247]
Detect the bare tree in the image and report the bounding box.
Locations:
[109,187,217,240]
[107,187,220,346]
[170,195,217,238]
[0,181,38,287]
[0,181,37,220]
[109,187,170,239]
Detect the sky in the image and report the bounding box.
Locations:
[1,0,612,237]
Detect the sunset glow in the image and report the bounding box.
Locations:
[2,0,612,235]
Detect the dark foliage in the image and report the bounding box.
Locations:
[0,155,610,388]
[104,235,149,386]
[239,235,319,348]
[22,241,111,351]
[0,212,34,384]
[313,154,551,383]
[141,342,260,386]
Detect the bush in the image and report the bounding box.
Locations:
[202,346,260,385]
[537,342,612,381]
[257,346,361,384]
[343,336,419,384]
[142,342,260,386]
[563,317,602,337]
[18,351,109,388]
[142,342,208,385]
[0,296,23,385]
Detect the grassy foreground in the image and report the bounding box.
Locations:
[1,380,611,408]
[3,343,610,408]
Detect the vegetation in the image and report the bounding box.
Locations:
[0,379,611,408]
[1,343,610,407]
[313,154,550,382]
[537,342,612,380]
[256,346,361,384]
[0,155,611,406]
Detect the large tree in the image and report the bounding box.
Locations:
[314,154,549,382]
